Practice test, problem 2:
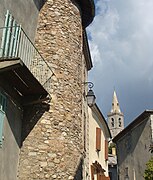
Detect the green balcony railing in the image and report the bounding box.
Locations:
[0,26,53,92]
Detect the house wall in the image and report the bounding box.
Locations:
[109,165,117,180]
[18,0,90,179]
[0,0,43,41]
[0,1,45,180]
[116,117,152,180]
[0,78,22,180]
[88,107,109,178]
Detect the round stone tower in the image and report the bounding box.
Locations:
[18,0,95,179]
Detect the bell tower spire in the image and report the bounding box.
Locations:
[111,91,121,114]
[108,91,124,138]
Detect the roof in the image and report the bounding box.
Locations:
[74,0,95,27]
[111,91,121,113]
[91,103,112,139]
[107,91,123,117]
[113,110,153,142]
[83,30,93,70]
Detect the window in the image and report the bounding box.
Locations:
[0,93,6,147]
[105,140,108,160]
[119,118,121,127]
[125,167,129,179]
[96,127,101,151]
[111,118,114,127]
[0,10,21,58]
[91,165,94,180]
[91,162,107,180]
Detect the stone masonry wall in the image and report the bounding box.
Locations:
[18,0,88,179]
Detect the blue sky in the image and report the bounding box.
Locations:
[87,0,153,126]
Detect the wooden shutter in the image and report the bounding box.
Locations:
[101,175,110,180]
[91,165,94,180]
[97,173,101,180]
[96,127,101,151]
[105,140,108,160]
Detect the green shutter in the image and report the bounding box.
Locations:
[0,93,6,112]
[0,93,6,147]
[0,10,21,58]
[0,110,5,146]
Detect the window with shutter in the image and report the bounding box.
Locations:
[91,165,94,180]
[0,93,6,147]
[96,127,101,151]
[0,10,21,58]
[105,140,108,160]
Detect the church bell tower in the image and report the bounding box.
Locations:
[107,91,124,138]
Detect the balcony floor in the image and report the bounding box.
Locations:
[0,58,48,104]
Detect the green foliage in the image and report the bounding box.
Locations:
[108,143,116,154]
[144,157,153,180]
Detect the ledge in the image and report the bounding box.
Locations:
[0,58,48,104]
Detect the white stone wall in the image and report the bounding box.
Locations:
[88,107,109,179]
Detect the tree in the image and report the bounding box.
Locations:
[108,143,116,154]
[144,157,153,180]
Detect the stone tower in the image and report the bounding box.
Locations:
[107,91,124,138]
[18,0,95,179]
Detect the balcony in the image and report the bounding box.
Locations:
[0,26,53,104]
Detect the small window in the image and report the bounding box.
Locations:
[125,167,128,175]
[105,140,108,160]
[96,127,101,151]
[125,167,129,179]
[90,165,94,180]
[111,118,114,127]
[119,118,121,127]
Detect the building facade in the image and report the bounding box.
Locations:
[88,103,111,180]
[113,110,153,180]
[0,1,44,179]
[108,154,117,180]
[107,91,124,139]
[0,0,95,179]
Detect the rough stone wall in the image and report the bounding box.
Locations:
[18,0,88,179]
[81,55,89,179]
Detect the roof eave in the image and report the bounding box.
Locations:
[83,30,93,71]
[91,103,112,139]
[74,0,95,28]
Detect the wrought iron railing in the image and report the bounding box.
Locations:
[0,26,53,92]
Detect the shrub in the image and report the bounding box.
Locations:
[144,157,153,180]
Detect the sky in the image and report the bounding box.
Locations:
[87,0,153,126]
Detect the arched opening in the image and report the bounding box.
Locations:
[111,118,114,127]
[119,118,121,127]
